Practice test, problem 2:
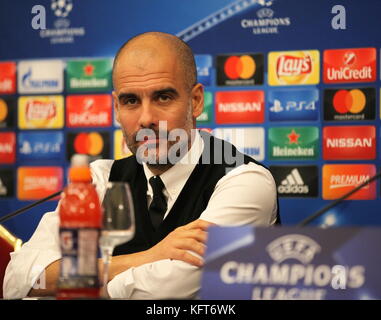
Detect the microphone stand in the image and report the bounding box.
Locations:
[298,171,381,227]
[0,190,62,224]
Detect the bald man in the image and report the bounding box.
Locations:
[3,32,279,300]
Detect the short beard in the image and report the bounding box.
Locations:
[123,103,194,168]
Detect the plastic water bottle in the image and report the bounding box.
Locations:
[57,154,102,299]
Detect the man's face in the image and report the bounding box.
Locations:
[112,43,203,165]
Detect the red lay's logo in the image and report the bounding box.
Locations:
[26,100,57,120]
[215,90,264,124]
[276,54,312,76]
[0,132,16,164]
[323,125,376,160]
[323,48,376,83]
[66,95,112,127]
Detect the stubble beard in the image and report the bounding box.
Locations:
[122,103,195,170]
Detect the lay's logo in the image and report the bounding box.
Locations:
[26,100,57,121]
[276,54,312,76]
[18,96,64,129]
[268,50,320,86]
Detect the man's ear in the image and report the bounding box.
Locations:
[191,83,204,119]
[112,91,121,124]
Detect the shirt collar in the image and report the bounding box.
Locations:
[143,130,204,201]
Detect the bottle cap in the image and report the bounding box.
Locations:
[69,154,92,182]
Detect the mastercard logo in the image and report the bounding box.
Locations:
[224,55,256,80]
[332,89,366,114]
[74,132,104,156]
[0,99,8,122]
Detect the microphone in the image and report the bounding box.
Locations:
[0,190,62,224]
[297,170,381,227]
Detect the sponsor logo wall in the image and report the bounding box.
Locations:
[0,45,380,204]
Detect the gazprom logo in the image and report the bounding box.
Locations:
[18,60,64,94]
[21,68,58,89]
[266,234,321,264]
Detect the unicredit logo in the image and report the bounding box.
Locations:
[332,89,366,114]
[276,54,312,76]
[323,48,376,83]
[326,65,372,81]
[224,55,256,79]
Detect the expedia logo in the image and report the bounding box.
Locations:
[266,234,321,264]
[270,166,318,197]
[217,53,264,86]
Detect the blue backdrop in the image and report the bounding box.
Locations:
[1,0,381,242]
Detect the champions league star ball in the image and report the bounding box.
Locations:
[51,0,73,18]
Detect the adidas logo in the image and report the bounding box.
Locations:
[278,168,309,194]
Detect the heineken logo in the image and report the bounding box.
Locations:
[268,127,319,160]
[83,63,95,76]
[66,59,112,92]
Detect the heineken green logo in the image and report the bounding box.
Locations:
[66,59,112,92]
[197,91,213,123]
[268,127,319,160]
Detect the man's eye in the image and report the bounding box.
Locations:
[121,97,138,105]
[157,95,171,103]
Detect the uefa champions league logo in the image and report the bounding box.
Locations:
[51,0,73,18]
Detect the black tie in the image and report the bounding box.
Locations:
[148,176,167,230]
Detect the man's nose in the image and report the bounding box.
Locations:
[138,101,157,128]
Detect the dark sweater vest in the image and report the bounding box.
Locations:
[109,131,280,256]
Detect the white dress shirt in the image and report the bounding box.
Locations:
[3,131,278,299]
